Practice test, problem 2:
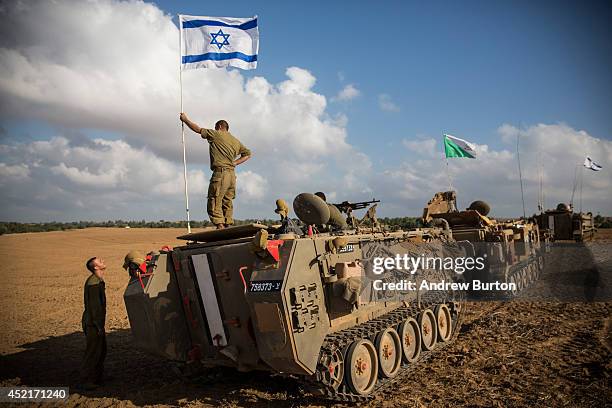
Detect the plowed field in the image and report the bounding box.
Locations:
[1,228,610,407]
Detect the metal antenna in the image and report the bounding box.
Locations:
[517,132,526,219]
[570,164,578,209]
[537,151,543,212]
[579,164,584,213]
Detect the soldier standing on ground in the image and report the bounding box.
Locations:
[80,257,107,389]
[180,113,251,229]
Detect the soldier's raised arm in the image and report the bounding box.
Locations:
[179,112,203,135]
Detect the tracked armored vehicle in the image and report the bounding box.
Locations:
[124,194,467,400]
[423,191,548,298]
[533,203,595,242]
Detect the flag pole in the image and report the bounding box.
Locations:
[445,157,453,191]
[179,16,191,233]
[579,163,584,214]
[443,133,453,192]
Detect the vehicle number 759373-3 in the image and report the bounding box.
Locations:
[249,280,282,292]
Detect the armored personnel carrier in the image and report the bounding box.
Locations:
[423,191,547,297]
[533,203,595,242]
[124,193,467,400]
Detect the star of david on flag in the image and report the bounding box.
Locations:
[210,29,230,49]
[179,15,259,70]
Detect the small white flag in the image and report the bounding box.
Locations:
[583,156,602,171]
[179,15,259,70]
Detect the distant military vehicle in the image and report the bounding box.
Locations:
[423,191,547,297]
[124,193,467,400]
[533,203,595,242]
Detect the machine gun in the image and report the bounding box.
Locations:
[332,199,380,229]
[333,199,380,215]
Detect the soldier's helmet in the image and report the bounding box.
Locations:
[468,200,491,216]
[314,191,327,202]
[556,203,570,212]
[275,199,289,217]
[123,250,146,270]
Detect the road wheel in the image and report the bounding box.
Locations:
[320,348,344,390]
[398,317,421,363]
[516,269,524,290]
[344,339,378,395]
[375,327,401,378]
[521,268,528,289]
[528,263,536,285]
[509,275,518,295]
[418,309,437,351]
[434,304,453,342]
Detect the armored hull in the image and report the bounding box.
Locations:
[124,198,467,400]
[423,191,548,298]
[534,205,595,242]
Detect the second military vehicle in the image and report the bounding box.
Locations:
[533,203,595,242]
[423,191,548,298]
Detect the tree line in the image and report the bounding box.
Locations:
[0,219,274,235]
[1,215,609,235]
[0,216,422,235]
[594,215,612,228]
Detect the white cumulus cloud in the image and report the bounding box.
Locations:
[378,93,400,112]
[383,124,611,217]
[237,170,269,200]
[0,0,362,166]
[0,163,30,182]
[0,1,609,222]
[402,138,437,157]
[0,0,372,221]
[332,84,361,102]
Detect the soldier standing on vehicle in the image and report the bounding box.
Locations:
[80,257,107,389]
[180,113,251,229]
[122,250,146,279]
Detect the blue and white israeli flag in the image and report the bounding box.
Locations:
[179,15,259,70]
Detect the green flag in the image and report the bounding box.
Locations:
[444,134,476,158]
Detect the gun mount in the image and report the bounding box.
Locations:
[331,199,381,229]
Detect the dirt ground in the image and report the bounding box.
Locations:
[0,228,610,407]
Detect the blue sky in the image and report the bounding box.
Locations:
[0,0,610,221]
[159,0,612,148]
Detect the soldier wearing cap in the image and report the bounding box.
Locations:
[123,250,146,279]
[275,199,289,220]
[80,257,108,389]
[179,113,251,229]
[274,198,302,235]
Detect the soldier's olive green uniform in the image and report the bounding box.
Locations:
[80,274,107,384]
[200,128,251,225]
